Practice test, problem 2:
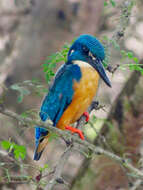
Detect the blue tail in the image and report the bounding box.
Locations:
[33,127,48,161]
[34,145,44,161]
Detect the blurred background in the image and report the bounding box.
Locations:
[0,0,143,189]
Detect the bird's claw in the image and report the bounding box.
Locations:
[65,126,84,140]
[83,112,90,123]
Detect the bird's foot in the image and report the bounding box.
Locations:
[83,112,90,123]
[65,126,84,140]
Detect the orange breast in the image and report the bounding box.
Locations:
[57,63,99,130]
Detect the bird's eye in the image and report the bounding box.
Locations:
[82,46,89,53]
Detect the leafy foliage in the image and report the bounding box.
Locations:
[10,34,142,105]
[102,35,143,74]
[120,50,143,74]
[9,43,71,104]
[39,164,49,172]
[10,84,30,103]
[42,43,70,83]
[102,36,120,67]
[1,140,26,160]
[104,0,116,7]
[10,79,48,103]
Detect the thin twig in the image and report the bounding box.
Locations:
[45,145,73,189]
[44,104,92,190]
[106,0,134,73]
[0,107,143,181]
[130,141,143,190]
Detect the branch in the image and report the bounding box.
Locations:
[45,145,72,189]
[0,106,143,183]
[110,1,132,43]
[130,140,143,190]
[44,105,90,190]
[0,8,31,17]
[106,0,134,73]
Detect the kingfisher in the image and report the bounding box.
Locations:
[34,34,111,161]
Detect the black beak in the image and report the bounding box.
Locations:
[89,58,111,87]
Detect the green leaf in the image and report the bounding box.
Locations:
[127,173,139,178]
[13,145,26,160]
[43,64,48,72]
[40,164,49,172]
[110,0,116,7]
[102,59,108,67]
[129,64,143,73]
[42,43,71,83]
[1,141,11,150]
[127,52,134,59]
[42,62,56,83]
[10,84,20,90]
[121,50,126,58]
[128,1,135,12]
[104,1,108,6]
[133,57,139,63]
[17,94,24,103]
[11,85,30,95]
[21,112,29,118]
[1,140,26,160]
[111,39,120,50]
[102,35,109,41]
[10,84,30,103]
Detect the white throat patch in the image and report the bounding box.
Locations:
[73,60,93,68]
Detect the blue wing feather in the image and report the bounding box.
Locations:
[35,63,81,147]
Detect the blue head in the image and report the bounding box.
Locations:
[68,34,105,62]
[67,34,111,87]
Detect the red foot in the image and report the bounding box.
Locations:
[83,112,90,122]
[65,126,84,140]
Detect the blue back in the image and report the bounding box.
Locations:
[35,63,81,145]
